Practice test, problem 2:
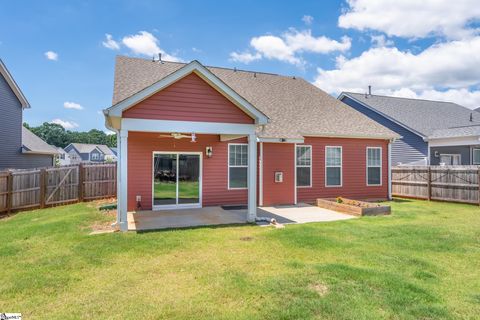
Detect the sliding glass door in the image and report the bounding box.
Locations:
[153,153,201,209]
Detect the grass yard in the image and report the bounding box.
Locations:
[154,181,199,200]
[1,199,479,319]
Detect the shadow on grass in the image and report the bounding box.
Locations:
[134,222,254,234]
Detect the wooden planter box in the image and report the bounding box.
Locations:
[316,198,390,216]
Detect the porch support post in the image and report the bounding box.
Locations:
[388,139,392,200]
[247,133,257,222]
[119,129,129,231]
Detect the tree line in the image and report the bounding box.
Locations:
[23,122,117,148]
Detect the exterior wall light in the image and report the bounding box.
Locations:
[206,146,213,158]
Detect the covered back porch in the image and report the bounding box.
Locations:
[116,119,260,231]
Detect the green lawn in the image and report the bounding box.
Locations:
[154,181,199,200]
[1,199,479,319]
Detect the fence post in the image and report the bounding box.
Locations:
[477,167,480,206]
[7,172,13,213]
[427,167,432,201]
[78,164,84,202]
[39,169,46,208]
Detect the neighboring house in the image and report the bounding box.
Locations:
[0,59,58,170]
[54,147,71,166]
[110,147,118,156]
[104,56,399,231]
[64,143,117,163]
[339,92,480,166]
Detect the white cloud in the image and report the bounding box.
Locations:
[229,51,262,64]
[121,31,181,61]
[63,101,84,110]
[314,36,480,108]
[44,51,58,61]
[338,0,480,39]
[302,15,314,25]
[102,34,120,50]
[370,35,394,48]
[50,119,79,129]
[232,29,351,65]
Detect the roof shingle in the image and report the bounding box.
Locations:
[111,56,398,140]
[343,92,479,137]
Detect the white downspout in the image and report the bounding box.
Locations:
[388,139,392,200]
[259,142,264,206]
[294,143,297,205]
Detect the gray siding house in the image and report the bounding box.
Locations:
[64,143,117,164]
[0,59,58,170]
[339,92,480,166]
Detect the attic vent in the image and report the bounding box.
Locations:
[470,112,473,122]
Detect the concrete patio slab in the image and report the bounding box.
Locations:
[127,206,247,231]
[128,203,355,231]
[255,203,355,225]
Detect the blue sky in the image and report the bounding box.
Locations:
[1,0,479,132]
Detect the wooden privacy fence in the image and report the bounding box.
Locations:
[0,163,116,213]
[392,166,480,205]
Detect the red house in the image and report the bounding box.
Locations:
[104,56,398,231]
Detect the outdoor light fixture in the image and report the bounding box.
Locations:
[206,146,213,158]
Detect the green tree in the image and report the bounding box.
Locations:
[23,123,117,148]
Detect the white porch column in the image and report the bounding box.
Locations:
[119,129,129,231]
[247,133,257,222]
[388,140,392,200]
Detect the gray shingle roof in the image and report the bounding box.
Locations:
[343,92,479,137]
[112,56,398,140]
[22,127,59,154]
[429,125,480,139]
[69,143,115,155]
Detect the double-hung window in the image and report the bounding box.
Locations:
[296,145,312,187]
[367,147,382,185]
[228,144,248,189]
[325,146,342,186]
[473,149,480,165]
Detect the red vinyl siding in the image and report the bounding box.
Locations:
[123,73,254,124]
[127,132,247,211]
[296,137,389,203]
[261,143,295,206]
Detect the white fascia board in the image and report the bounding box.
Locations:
[0,59,30,108]
[428,136,480,147]
[106,60,268,125]
[258,137,305,143]
[338,92,425,139]
[121,118,256,135]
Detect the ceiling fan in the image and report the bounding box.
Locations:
[158,132,197,142]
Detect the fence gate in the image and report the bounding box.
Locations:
[45,166,79,206]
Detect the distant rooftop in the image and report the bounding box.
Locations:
[341,92,479,138]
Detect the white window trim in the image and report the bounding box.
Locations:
[325,146,342,187]
[151,151,203,210]
[228,143,248,190]
[296,145,312,188]
[439,153,461,165]
[366,147,382,186]
[472,148,480,165]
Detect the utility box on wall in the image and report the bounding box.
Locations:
[274,171,283,183]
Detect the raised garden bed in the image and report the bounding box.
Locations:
[316,197,390,216]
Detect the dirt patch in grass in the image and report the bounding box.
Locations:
[86,199,117,234]
[309,282,329,297]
